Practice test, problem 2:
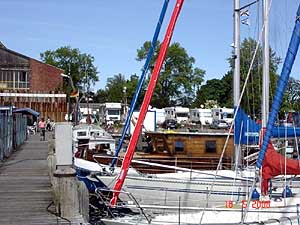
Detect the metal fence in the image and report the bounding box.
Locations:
[0,109,27,161]
[13,113,27,149]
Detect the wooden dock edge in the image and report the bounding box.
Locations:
[47,137,90,224]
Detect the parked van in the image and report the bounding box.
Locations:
[99,102,122,123]
[165,106,189,123]
[189,108,213,125]
[150,107,165,125]
[211,108,234,124]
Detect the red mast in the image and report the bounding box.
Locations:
[110,0,185,207]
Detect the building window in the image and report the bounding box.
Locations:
[205,140,217,153]
[175,140,184,152]
[0,70,29,89]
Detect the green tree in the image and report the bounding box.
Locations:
[40,46,99,94]
[195,79,226,107]
[227,38,281,117]
[94,73,143,107]
[196,38,281,116]
[125,74,144,107]
[94,89,108,103]
[284,77,300,112]
[105,73,127,102]
[136,41,205,108]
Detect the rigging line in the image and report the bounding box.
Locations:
[205,0,272,224]
[284,112,287,206]
[242,0,275,220]
[110,0,170,168]
[200,15,266,222]
[109,0,185,207]
[230,120,245,201]
[251,1,261,119]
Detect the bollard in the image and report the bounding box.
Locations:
[51,123,89,224]
[53,167,78,218]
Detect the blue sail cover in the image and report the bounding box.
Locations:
[111,0,170,167]
[235,107,260,145]
[256,5,300,169]
[235,107,300,145]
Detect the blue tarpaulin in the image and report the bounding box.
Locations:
[235,107,300,145]
[13,108,40,117]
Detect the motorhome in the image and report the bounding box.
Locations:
[129,109,156,135]
[150,107,165,125]
[189,108,213,125]
[211,108,234,124]
[165,106,189,123]
[99,102,122,123]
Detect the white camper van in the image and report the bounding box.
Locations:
[165,106,189,123]
[150,107,165,125]
[211,108,234,124]
[99,102,122,123]
[189,108,213,125]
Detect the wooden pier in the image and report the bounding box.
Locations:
[0,132,70,225]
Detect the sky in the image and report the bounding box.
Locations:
[1,0,300,91]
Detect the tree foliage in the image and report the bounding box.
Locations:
[195,38,281,117]
[283,77,300,112]
[40,46,99,94]
[137,41,205,108]
[95,73,142,106]
[105,74,127,102]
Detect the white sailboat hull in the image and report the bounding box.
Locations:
[97,170,253,209]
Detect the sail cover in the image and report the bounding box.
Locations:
[256,4,300,169]
[261,143,300,195]
[235,108,300,145]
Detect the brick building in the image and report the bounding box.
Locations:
[0,42,67,121]
[0,42,63,91]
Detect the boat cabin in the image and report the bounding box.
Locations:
[135,130,234,172]
[73,124,116,161]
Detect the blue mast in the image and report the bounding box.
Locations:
[110,0,170,168]
[256,4,300,169]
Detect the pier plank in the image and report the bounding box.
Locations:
[0,133,68,225]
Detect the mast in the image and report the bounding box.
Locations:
[110,0,170,168]
[262,0,270,129]
[109,0,185,207]
[233,0,241,170]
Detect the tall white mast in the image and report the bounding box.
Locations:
[262,0,270,128]
[234,0,241,170]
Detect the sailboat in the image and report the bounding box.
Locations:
[94,0,300,224]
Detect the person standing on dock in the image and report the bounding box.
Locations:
[38,117,46,141]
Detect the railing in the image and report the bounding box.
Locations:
[13,113,27,148]
[0,110,27,160]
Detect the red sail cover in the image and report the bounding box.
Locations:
[262,143,300,195]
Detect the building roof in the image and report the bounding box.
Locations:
[0,42,63,72]
[0,41,6,49]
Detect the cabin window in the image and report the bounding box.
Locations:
[205,141,217,153]
[77,131,87,136]
[175,141,184,152]
[90,131,100,137]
